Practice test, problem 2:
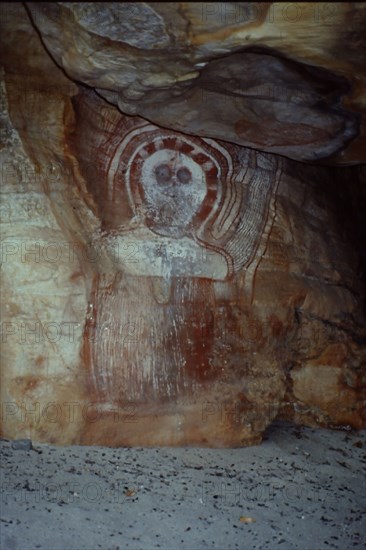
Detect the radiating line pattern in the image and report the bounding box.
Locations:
[73,91,282,404]
[102,119,281,278]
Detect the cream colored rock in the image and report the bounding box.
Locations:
[25,2,366,164]
[0,3,365,446]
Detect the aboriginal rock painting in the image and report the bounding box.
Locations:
[70,90,282,405]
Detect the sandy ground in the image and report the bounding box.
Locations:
[1,420,365,550]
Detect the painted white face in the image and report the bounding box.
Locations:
[140,149,207,237]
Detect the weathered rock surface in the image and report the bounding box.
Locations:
[0,3,365,446]
[25,1,366,164]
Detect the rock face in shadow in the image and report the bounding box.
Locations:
[25,1,366,164]
[0,4,365,446]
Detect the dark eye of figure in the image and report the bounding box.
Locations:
[155,164,171,184]
[176,167,191,184]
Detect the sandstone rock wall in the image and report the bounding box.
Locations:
[0,3,365,446]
